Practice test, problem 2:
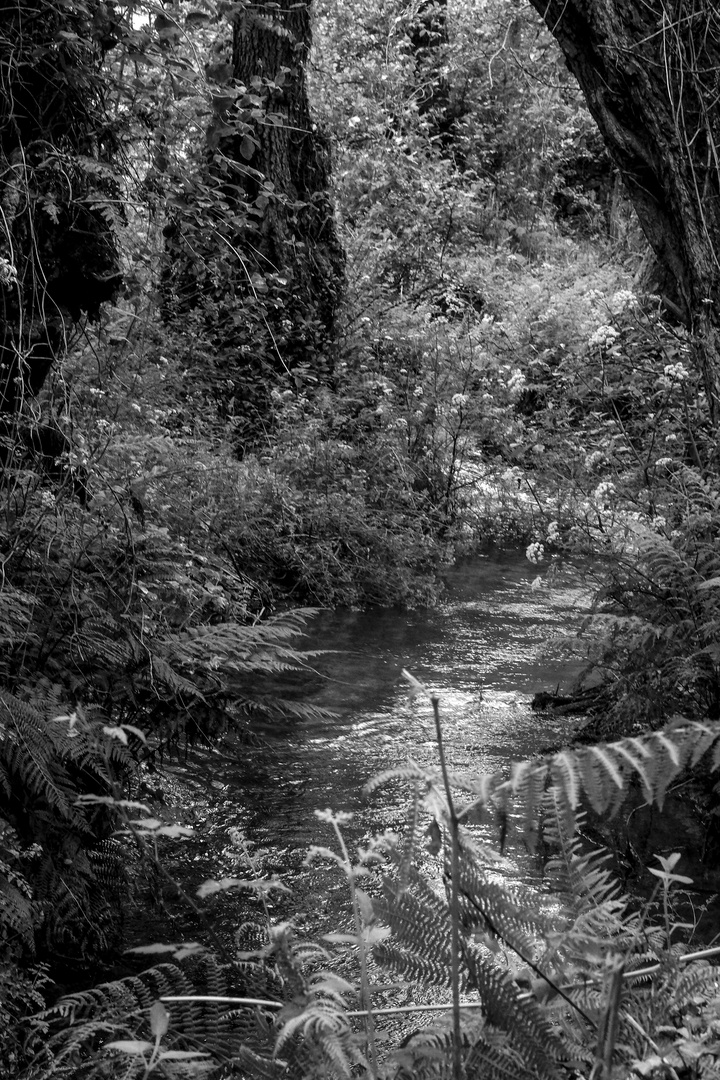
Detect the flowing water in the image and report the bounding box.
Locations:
[193,553,592,936]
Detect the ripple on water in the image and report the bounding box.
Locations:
[207,554,592,931]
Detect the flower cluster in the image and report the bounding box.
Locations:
[663,363,690,382]
[588,325,619,349]
[593,481,616,507]
[0,257,17,287]
[608,289,637,313]
[507,369,526,396]
[584,450,606,472]
[525,541,545,564]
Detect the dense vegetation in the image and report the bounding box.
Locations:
[2,0,720,1076]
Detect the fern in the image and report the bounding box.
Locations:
[464,1036,538,1080]
[359,692,720,1080]
[0,873,35,953]
[454,843,554,954]
[0,693,88,831]
[36,954,285,1078]
[377,871,453,972]
[0,692,136,965]
[462,943,562,1080]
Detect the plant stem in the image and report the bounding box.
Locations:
[432,692,464,1080]
[592,956,624,1080]
[331,817,379,1080]
[160,995,485,1019]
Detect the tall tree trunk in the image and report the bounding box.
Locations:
[229,0,344,366]
[0,0,121,416]
[526,0,720,419]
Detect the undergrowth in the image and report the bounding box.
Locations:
[17,674,720,1080]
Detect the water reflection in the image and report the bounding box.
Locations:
[214,553,590,923]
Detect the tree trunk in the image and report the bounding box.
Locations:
[526,0,720,418]
[407,0,469,157]
[229,0,344,363]
[0,1,121,415]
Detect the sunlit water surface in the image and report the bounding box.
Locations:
[200,553,591,933]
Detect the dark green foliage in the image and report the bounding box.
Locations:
[461,944,562,1080]
[16,709,720,1080]
[34,953,284,1078]
[0,0,122,413]
[1,0,720,1076]
[0,691,130,965]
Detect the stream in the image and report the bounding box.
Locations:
[178,552,593,940]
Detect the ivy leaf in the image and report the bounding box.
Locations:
[239,135,257,160]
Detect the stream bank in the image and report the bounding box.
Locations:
[141,552,589,950]
[132,550,720,970]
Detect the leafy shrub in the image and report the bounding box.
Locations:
[30,683,720,1080]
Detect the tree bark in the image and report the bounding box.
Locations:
[526,0,720,417]
[229,0,344,361]
[0,1,121,415]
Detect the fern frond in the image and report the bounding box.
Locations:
[463,942,562,1080]
[43,954,284,1068]
[465,1036,537,1080]
[0,873,35,950]
[0,692,88,830]
[673,961,720,1009]
[396,787,423,891]
[686,720,720,765]
[455,851,554,953]
[232,1045,286,1079]
[375,875,452,973]
[364,761,436,796]
[373,941,453,987]
[511,758,548,851]
[150,656,206,701]
[543,802,622,912]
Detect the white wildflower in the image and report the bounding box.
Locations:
[507,370,526,394]
[584,450,606,472]
[609,289,637,313]
[593,481,616,506]
[0,257,17,287]
[450,393,468,408]
[525,541,545,565]
[663,363,690,382]
[588,325,619,349]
